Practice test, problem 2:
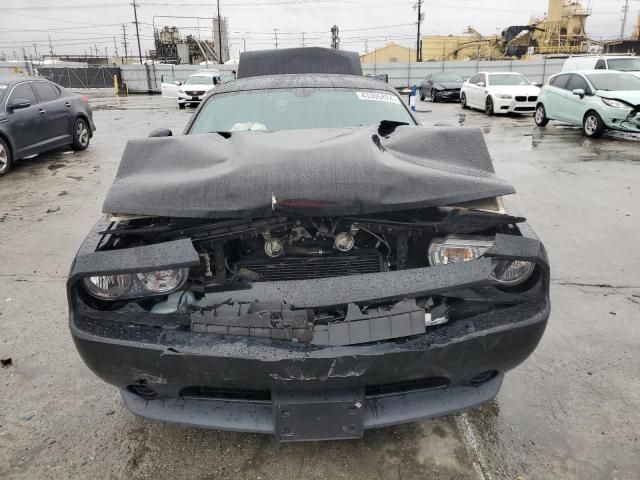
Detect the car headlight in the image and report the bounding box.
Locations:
[83,268,188,300]
[428,236,535,286]
[495,93,513,99]
[601,98,631,109]
[83,274,133,299]
[490,260,534,286]
[428,236,493,265]
[137,269,187,293]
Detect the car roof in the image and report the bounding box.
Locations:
[206,73,399,96]
[554,70,630,76]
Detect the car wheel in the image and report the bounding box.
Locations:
[0,137,12,177]
[178,103,185,110]
[71,118,90,151]
[583,111,605,138]
[431,90,438,103]
[535,104,549,127]
[485,96,494,115]
[461,93,469,109]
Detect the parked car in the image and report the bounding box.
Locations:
[159,70,222,108]
[535,70,640,137]
[419,72,464,102]
[68,48,549,442]
[0,77,95,176]
[460,72,541,115]
[562,55,640,78]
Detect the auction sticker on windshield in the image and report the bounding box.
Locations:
[356,91,401,104]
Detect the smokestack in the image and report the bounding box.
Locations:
[547,0,564,23]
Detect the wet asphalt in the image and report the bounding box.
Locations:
[0,91,638,480]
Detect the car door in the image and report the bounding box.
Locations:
[160,74,179,99]
[470,74,486,107]
[544,74,572,121]
[464,74,479,107]
[4,81,42,157]
[31,81,72,147]
[563,74,592,124]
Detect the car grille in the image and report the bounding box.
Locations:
[528,96,538,102]
[186,90,205,96]
[237,250,385,281]
[178,377,450,403]
[515,96,527,102]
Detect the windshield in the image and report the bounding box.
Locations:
[607,57,640,72]
[587,72,640,91]
[185,75,217,85]
[432,73,463,82]
[189,88,416,134]
[488,74,530,86]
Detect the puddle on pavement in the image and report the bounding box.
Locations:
[48,163,66,171]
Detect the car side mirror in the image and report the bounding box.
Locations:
[572,88,585,98]
[148,128,173,138]
[8,99,31,111]
[477,81,485,87]
[174,80,182,86]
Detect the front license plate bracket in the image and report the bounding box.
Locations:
[273,388,365,441]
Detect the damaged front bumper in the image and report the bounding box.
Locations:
[68,220,550,441]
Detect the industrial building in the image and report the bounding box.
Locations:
[359,42,416,63]
[151,20,229,64]
[418,0,638,61]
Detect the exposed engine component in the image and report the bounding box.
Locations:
[334,223,359,252]
[263,232,284,258]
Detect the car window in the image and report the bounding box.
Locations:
[606,57,640,72]
[478,74,487,84]
[488,74,530,86]
[595,59,606,70]
[184,75,217,85]
[468,74,481,84]
[550,74,570,89]
[189,88,416,134]
[585,72,640,91]
[31,82,59,102]
[432,73,464,82]
[7,82,37,107]
[565,74,590,92]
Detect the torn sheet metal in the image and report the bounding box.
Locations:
[102,126,515,218]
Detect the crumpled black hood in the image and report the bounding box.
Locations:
[102,126,515,218]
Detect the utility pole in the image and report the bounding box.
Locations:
[48,35,54,57]
[330,25,340,49]
[113,36,119,59]
[33,43,38,60]
[131,0,143,64]
[301,32,306,47]
[122,24,129,59]
[243,37,246,51]
[95,44,99,57]
[620,0,630,39]
[105,47,109,62]
[274,28,279,49]
[365,39,368,53]
[217,0,224,63]
[415,0,424,62]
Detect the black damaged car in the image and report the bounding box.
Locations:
[68,49,549,442]
[419,72,465,103]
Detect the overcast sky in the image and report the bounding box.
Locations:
[0,0,635,60]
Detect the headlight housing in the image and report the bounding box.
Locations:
[428,236,535,286]
[428,236,493,265]
[83,268,189,300]
[601,98,631,109]
[495,93,513,99]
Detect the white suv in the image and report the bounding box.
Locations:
[177,70,221,109]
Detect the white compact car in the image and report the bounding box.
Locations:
[460,72,541,115]
[561,55,640,78]
[176,70,221,109]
